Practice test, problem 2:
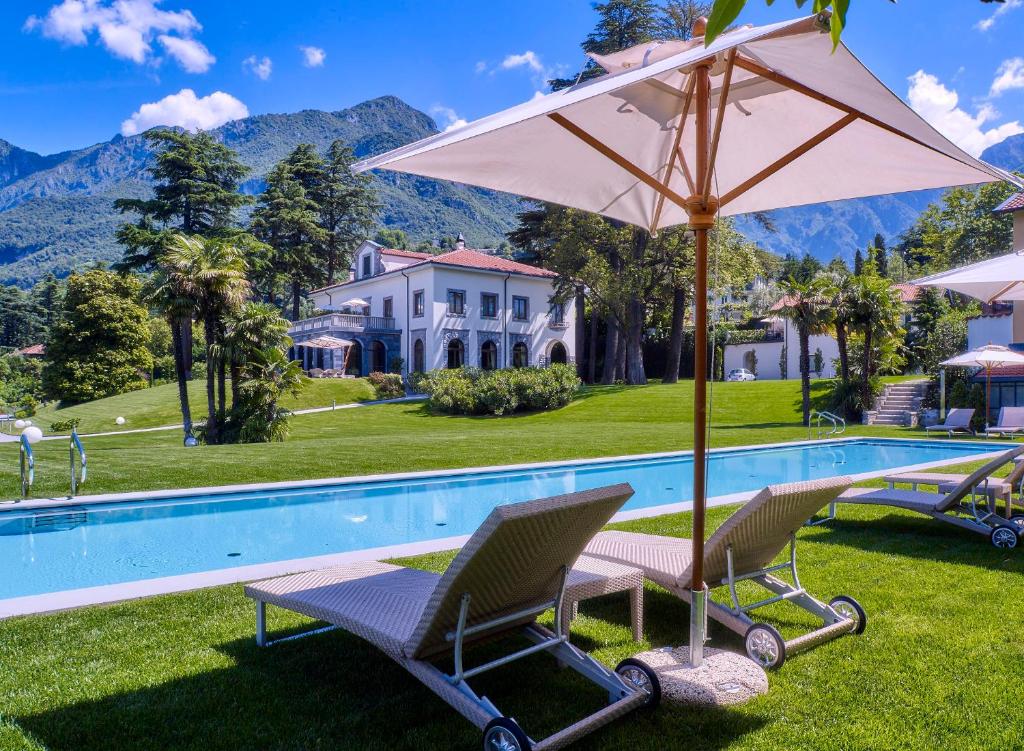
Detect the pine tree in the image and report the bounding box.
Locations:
[854,248,865,276]
[318,140,379,285]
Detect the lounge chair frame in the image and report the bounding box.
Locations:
[247,484,654,751]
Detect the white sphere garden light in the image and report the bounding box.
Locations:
[21,426,43,444]
[115,416,126,425]
[24,419,32,427]
[14,419,26,429]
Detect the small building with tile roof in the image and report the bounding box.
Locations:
[293,238,574,375]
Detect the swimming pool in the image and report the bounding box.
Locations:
[0,437,1007,615]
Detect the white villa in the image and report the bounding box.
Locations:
[289,238,576,375]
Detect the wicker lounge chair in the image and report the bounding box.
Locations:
[837,446,1024,549]
[583,477,864,670]
[245,483,658,751]
[881,454,1024,520]
[924,408,975,436]
[984,407,1024,438]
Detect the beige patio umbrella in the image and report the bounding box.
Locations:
[914,250,1024,303]
[941,344,1024,430]
[296,335,356,374]
[354,12,1018,666]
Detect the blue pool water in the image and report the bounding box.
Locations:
[0,438,1001,600]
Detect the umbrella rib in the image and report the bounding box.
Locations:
[547,112,691,211]
[719,113,858,209]
[676,147,696,194]
[650,73,697,233]
[733,56,962,165]
[986,281,1021,304]
[702,49,737,203]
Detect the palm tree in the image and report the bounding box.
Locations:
[849,274,904,411]
[224,302,291,409]
[777,276,834,426]
[822,270,856,383]
[235,347,305,442]
[147,258,197,445]
[158,234,250,444]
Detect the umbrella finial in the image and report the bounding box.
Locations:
[693,16,708,37]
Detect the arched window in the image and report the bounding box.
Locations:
[447,338,465,369]
[480,340,498,370]
[413,339,425,373]
[549,341,567,365]
[512,341,528,368]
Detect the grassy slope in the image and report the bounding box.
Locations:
[1,378,1020,750]
[14,377,376,435]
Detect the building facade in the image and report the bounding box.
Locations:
[289,239,576,375]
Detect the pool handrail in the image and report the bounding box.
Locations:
[809,410,846,440]
[69,429,86,497]
[19,434,34,500]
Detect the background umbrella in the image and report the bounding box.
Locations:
[941,344,1024,430]
[354,13,1018,668]
[914,250,1024,304]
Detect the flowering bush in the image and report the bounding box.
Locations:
[422,364,581,416]
[367,371,405,399]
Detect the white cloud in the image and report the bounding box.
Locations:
[474,60,487,74]
[158,34,214,72]
[501,50,544,74]
[907,70,1023,157]
[430,104,467,133]
[976,0,1022,31]
[243,54,272,81]
[991,57,1024,97]
[299,45,325,68]
[25,0,213,72]
[121,88,247,136]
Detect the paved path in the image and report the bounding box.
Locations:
[3,394,427,442]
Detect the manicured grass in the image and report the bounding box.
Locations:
[1,377,1019,750]
[11,377,375,435]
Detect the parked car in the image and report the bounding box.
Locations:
[726,368,756,382]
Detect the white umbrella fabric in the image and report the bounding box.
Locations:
[913,250,1024,304]
[941,344,1024,429]
[295,335,356,349]
[341,298,370,308]
[353,12,1018,665]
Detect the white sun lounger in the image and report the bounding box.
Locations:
[583,477,864,669]
[245,484,658,751]
[924,408,975,436]
[985,407,1024,438]
[837,446,1024,549]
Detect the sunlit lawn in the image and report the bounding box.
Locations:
[1,378,1020,750]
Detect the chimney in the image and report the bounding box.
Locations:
[455,232,466,250]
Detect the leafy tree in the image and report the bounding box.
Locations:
[31,274,64,330]
[0,285,45,348]
[223,302,291,408]
[849,273,905,410]
[777,275,833,424]
[319,140,379,285]
[821,269,855,382]
[374,228,409,249]
[657,0,712,38]
[779,253,822,283]
[0,356,43,414]
[227,347,305,443]
[43,270,152,404]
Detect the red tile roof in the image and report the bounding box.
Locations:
[769,294,798,311]
[976,364,1024,378]
[993,192,1024,214]
[428,248,557,278]
[11,343,45,357]
[381,247,432,260]
[895,283,921,303]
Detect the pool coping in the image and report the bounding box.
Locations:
[0,436,1015,619]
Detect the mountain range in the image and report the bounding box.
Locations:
[1,96,1022,288]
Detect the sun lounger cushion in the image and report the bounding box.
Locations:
[584,531,693,590]
[839,487,943,514]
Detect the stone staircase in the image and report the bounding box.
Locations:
[866,380,929,426]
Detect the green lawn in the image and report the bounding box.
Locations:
[11,377,376,435]
[1,378,1020,750]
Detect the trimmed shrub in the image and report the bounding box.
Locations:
[423,364,581,416]
[49,417,81,433]
[368,371,405,400]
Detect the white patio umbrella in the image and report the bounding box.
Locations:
[941,344,1024,429]
[354,12,1018,666]
[296,336,356,374]
[341,297,370,309]
[913,250,1024,304]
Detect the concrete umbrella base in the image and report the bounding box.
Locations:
[631,646,769,706]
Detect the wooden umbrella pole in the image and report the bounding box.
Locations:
[686,55,717,668]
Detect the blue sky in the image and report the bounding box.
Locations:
[1,0,1022,158]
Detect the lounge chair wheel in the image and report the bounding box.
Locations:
[744,623,786,669]
[483,717,531,751]
[989,526,1018,549]
[1009,515,1024,532]
[615,658,661,708]
[828,595,867,635]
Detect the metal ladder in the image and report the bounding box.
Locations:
[70,429,86,497]
[19,433,34,500]
[809,410,846,440]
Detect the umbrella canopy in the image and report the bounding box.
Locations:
[940,344,1024,369]
[341,298,370,308]
[295,335,355,349]
[913,250,1024,304]
[353,12,1017,667]
[355,16,1016,233]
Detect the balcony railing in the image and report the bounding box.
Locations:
[289,313,396,334]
